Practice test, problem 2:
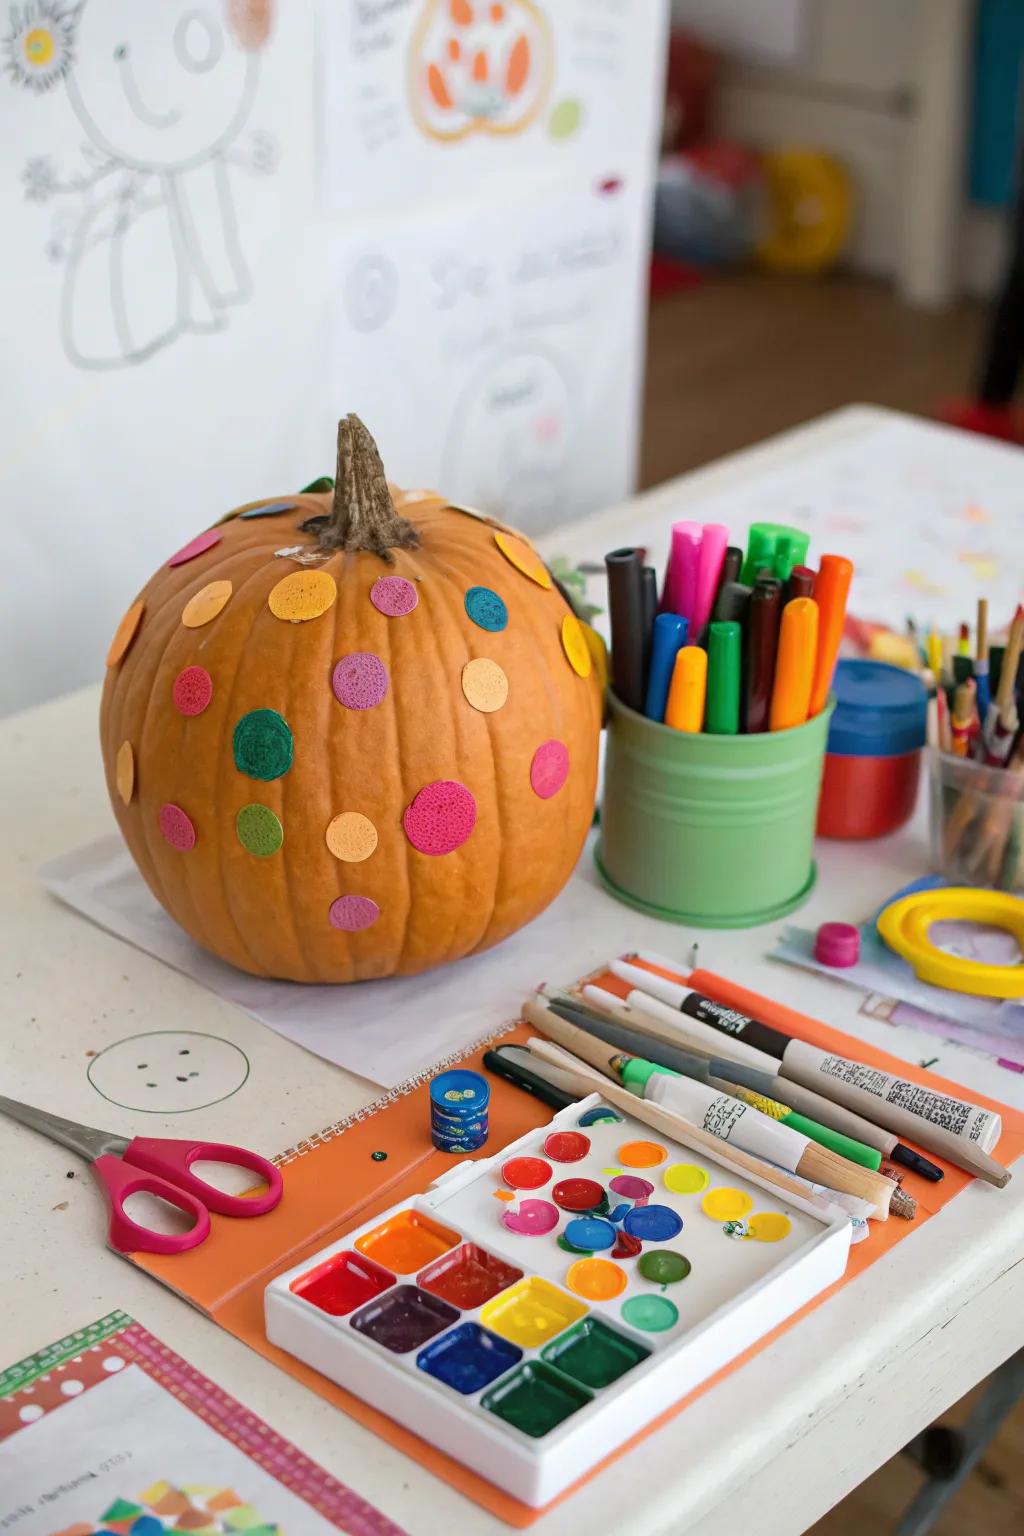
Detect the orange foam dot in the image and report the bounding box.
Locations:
[325,811,378,863]
[561,613,592,678]
[106,600,144,666]
[182,580,232,629]
[268,569,337,623]
[462,657,509,713]
[493,530,551,589]
[115,741,134,805]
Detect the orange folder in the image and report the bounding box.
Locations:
[131,981,1024,1527]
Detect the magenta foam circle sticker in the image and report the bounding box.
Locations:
[172,665,213,717]
[332,652,389,711]
[501,1199,559,1237]
[530,740,570,800]
[328,894,380,932]
[158,803,196,850]
[168,528,221,567]
[403,780,477,856]
[370,576,418,617]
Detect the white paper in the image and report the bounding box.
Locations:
[0,3,330,716]
[671,0,805,63]
[0,1364,341,1534]
[331,171,653,530]
[320,0,669,215]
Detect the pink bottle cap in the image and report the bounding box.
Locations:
[814,922,861,968]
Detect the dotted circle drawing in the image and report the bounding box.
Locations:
[87,1031,250,1113]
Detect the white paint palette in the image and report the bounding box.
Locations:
[265,1093,852,1507]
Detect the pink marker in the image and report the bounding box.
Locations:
[661,521,702,619]
[691,523,729,634]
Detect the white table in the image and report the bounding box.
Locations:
[3,407,1023,1536]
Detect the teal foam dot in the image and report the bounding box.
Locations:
[465,586,508,632]
[233,709,294,781]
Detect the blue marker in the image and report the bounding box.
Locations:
[644,612,687,722]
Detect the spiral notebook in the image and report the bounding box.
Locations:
[125,969,1024,1527]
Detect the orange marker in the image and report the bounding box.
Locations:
[808,554,853,717]
[769,597,819,731]
[665,645,707,732]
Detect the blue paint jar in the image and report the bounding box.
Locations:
[429,1069,490,1153]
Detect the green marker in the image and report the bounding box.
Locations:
[705,621,741,735]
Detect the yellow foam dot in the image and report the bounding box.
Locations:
[115,741,134,805]
[565,1257,627,1302]
[268,569,337,623]
[182,580,232,629]
[617,1140,668,1169]
[701,1187,753,1223]
[325,811,378,863]
[106,600,144,666]
[748,1212,792,1243]
[664,1163,709,1195]
[493,530,551,589]
[561,613,592,678]
[461,656,509,713]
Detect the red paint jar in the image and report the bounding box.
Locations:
[816,661,927,840]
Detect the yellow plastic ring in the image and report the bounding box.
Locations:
[876,887,1024,998]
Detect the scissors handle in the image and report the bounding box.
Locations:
[92,1154,211,1255]
[125,1137,284,1217]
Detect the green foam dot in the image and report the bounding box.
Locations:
[236,803,284,857]
[233,709,293,782]
[301,475,334,493]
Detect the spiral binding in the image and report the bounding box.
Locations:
[273,1019,519,1166]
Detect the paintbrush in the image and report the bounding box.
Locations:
[523,999,907,1220]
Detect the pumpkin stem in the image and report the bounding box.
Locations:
[300,415,420,562]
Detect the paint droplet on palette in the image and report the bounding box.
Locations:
[609,1174,653,1201]
[328,894,380,932]
[182,579,232,628]
[637,1249,690,1286]
[333,652,388,710]
[168,528,221,567]
[268,568,337,622]
[664,1163,710,1196]
[233,708,293,781]
[172,665,213,717]
[566,1257,627,1301]
[501,1199,559,1237]
[622,1204,683,1242]
[403,779,477,856]
[115,740,134,805]
[563,1216,616,1251]
[370,575,418,616]
[611,1231,642,1259]
[617,1140,667,1169]
[748,1212,792,1243]
[701,1187,753,1223]
[493,530,551,588]
[551,1177,604,1213]
[326,811,378,863]
[543,1131,589,1163]
[577,1107,622,1127]
[462,657,509,713]
[465,586,508,632]
[561,613,592,678]
[106,600,144,666]
[502,1156,552,1191]
[158,803,196,851]
[621,1294,678,1334]
[371,1150,388,1162]
[239,499,296,520]
[530,740,569,799]
[236,803,284,858]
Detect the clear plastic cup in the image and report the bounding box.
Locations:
[928,748,1024,892]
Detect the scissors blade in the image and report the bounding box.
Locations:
[0,1094,128,1163]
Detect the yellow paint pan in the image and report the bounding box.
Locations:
[877,887,1024,998]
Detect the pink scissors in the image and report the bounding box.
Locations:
[0,1093,283,1255]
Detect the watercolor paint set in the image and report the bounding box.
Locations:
[265,1091,852,1507]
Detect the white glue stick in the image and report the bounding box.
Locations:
[640,1069,809,1173]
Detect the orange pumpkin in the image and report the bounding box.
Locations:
[99,416,603,983]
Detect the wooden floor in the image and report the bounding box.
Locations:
[640,270,987,487]
[641,272,1024,1536]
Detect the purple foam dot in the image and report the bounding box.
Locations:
[328,894,380,931]
[530,740,570,799]
[332,652,389,711]
[167,528,221,567]
[158,803,196,851]
[370,576,418,617]
[403,780,477,856]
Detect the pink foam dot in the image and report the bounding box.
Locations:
[403,780,477,856]
[530,740,570,799]
[332,652,388,710]
[172,665,213,716]
[168,528,221,567]
[158,803,196,850]
[370,576,418,617]
[328,894,380,931]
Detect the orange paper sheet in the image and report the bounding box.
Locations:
[133,976,1024,1527]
